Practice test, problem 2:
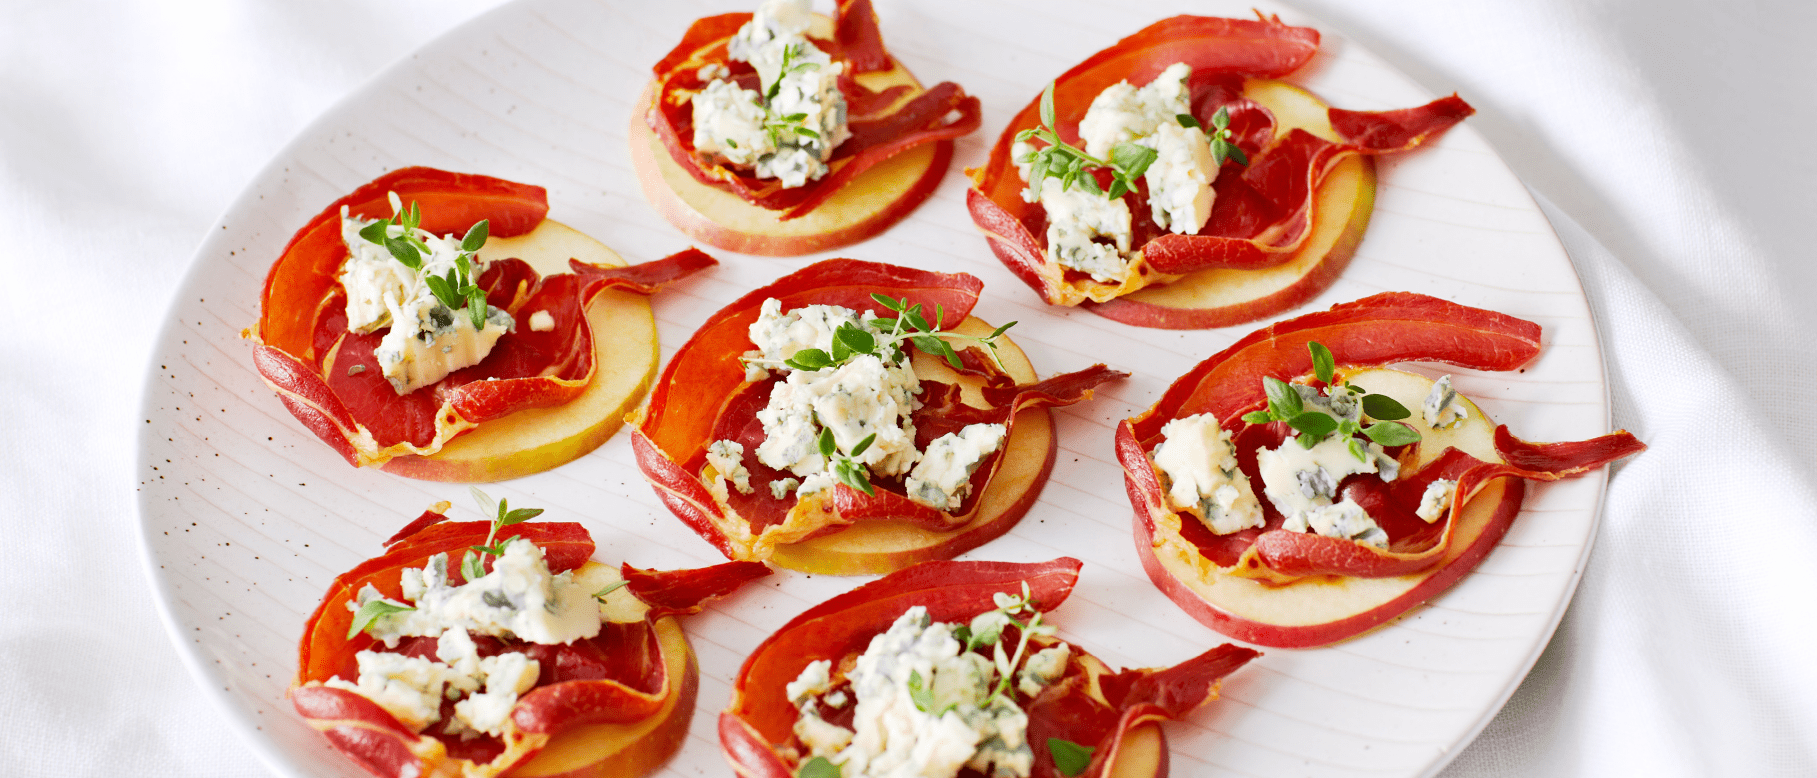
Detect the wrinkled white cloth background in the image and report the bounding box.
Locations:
[3,0,1811,776]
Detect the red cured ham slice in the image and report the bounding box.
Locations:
[722,559,1259,778]
[647,0,980,219]
[249,167,715,470]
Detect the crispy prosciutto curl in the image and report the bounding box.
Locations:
[965,14,1474,313]
[646,0,981,220]
[291,506,771,778]
[722,559,1259,778]
[1116,292,1646,647]
[630,259,1125,573]
[248,167,715,474]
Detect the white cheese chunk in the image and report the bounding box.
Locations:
[1015,644,1069,698]
[789,659,835,706]
[1256,432,1388,519]
[770,477,801,499]
[1417,478,1457,524]
[756,353,922,479]
[323,651,459,732]
[1422,375,1469,429]
[1280,497,1390,549]
[1142,120,1217,235]
[1039,177,1133,283]
[1076,62,1193,160]
[360,539,601,648]
[453,651,541,736]
[1151,413,1263,535]
[692,79,776,168]
[905,423,1007,511]
[527,310,554,332]
[708,439,755,495]
[748,298,879,369]
[338,210,514,394]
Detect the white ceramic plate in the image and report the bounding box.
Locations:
[136,1,1612,776]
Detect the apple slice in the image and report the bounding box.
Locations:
[630,14,960,256]
[1088,81,1376,329]
[1134,369,1525,648]
[767,317,1056,575]
[380,220,658,482]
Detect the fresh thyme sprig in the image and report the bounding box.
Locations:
[818,427,876,496]
[1047,738,1096,777]
[1241,342,1422,460]
[357,192,493,331]
[460,486,545,582]
[1175,106,1248,167]
[1014,82,1156,202]
[753,43,825,147]
[592,579,629,603]
[905,583,1055,717]
[347,598,414,640]
[765,42,818,102]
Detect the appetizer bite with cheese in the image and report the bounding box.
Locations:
[290,492,770,778]
[631,259,1124,575]
[1116,293,1645,647]
[967,15,1473,329]
[632,0,981,256]
[249,167,714,481]
[722,559,1258,778]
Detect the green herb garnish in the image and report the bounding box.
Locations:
[592,579,629,603]
[1204,106,1248,167]
[763,293,1015,376]
[798,756,841,778]
[907,669,936,712]
[347,598,414,640]
[358,192,493,331]
[461,486,544,581]
[1014,82,1155,201]
[1241,342,1420,460]
[817,427,877,496]
[1048,738,1096,777]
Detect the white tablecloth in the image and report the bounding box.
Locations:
[5,0,1811,775]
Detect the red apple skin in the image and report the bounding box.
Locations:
[1131,474,1525,649]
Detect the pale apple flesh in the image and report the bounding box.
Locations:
[380,220,658,482]
[630,15,954,257]
[1135,368,1527,648]
[1087,79,1377,330]
[757,317,1059,576]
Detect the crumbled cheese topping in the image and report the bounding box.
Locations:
[1422,375,1469,429]
[787,606,1061,778]
[1151,413,1263,535]
[1416,478,1457,524]
[691,0,850,189]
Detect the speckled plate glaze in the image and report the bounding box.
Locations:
[136,1,1615,776]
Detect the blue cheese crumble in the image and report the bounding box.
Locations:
[1255,383,1402,548]
[324,538,616,736]
[788,606,1064,778]
[338,204,513,394]
[905,423,1007,511]
[1422,375,1469,429]
[733,299,1008,511]
[1416,478,1457,524]
[691,0,851,188]
[1151,413,1263,535]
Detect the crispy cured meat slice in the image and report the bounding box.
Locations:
[248,166,715,469]
[291,508,770,778]
[721,559,1259,778]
